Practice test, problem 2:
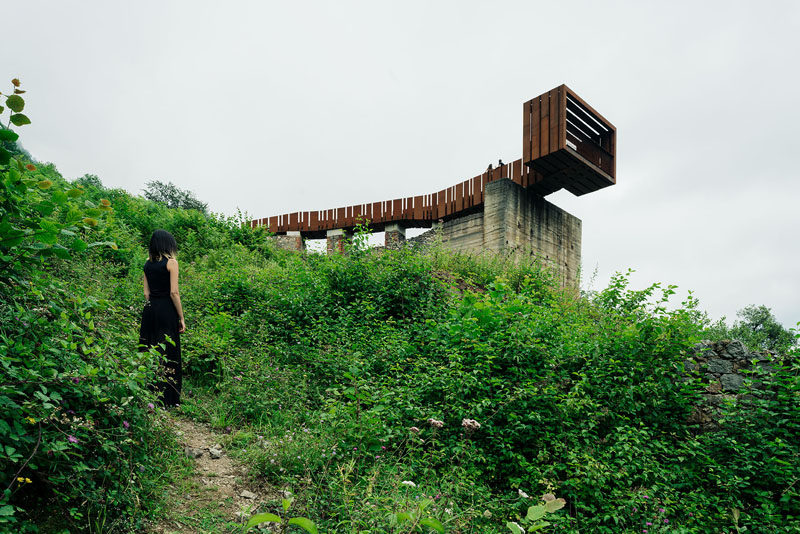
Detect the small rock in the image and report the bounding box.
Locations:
[184,446,204,459]
[705,381,722,393]
[209,447,223,459]
[708,359,733,374]
[723,340,748,360]
[240,490,257,499]
[721,373,744,392]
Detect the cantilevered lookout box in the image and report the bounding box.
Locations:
[523,84,616,197]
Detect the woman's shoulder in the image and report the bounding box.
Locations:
[166,257,179,269]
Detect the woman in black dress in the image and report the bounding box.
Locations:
[139,230,186,407]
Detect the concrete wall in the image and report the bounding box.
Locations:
[415,179,582,287]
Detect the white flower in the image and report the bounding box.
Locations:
[461,418,481,431]
[401,480,417,487]
[427,418,444,428]
[518,489,530,499]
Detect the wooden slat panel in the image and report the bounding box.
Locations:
[532,96,541,160]
[392,199,402,221]
[549,88,559,154]
[523,100,531,163]
[512,159,522,185]
[559,85,566,151]
[455,182,463,212]
[540,92,550,158]
[268,216,278,231]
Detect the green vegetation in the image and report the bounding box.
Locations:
[2,78,799,533]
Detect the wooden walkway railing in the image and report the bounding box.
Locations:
[252,84,616,238]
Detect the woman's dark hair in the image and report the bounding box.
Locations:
[148,229,178,262]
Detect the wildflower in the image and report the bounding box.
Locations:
[461,418,481,431]
[643,495,649,499]
[427,418,444,428]
[401,481,416,487]
[646,522,652,526]
[688,512,694,517]
[67,435,79,444]
[122,420,130,429]
[25,417,36,425]
[381,446,386,450]
[508,522,525,533]
[16,477,32,484]
[658,508,665,513]
[518,489,530,499]
[72,377,80,384]
[409,426,420,433]
[147,403,155,410]
[233,375,242,381]
[25,164,36,171]
[138,466,145,472]
[664,519,669,524]
[375,455,380,459]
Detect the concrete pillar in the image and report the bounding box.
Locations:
[326,229,351,255]
[269,231,305,252]
[482,178,582,288]
[384,223,406,249]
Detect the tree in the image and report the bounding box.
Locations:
[143,179,208,214]
[728,305,795,353]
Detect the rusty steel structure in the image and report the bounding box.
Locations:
[252,84,615,239]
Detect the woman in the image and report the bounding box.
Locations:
[139,229,186,407]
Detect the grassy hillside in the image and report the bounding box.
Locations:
[2,87,799,533]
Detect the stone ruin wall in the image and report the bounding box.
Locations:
[686,339,789,426]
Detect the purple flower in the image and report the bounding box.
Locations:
[689,512,694,517]
[233,375,242,381]
[72,377,80,384]
[147,403,155,410]
[643,495,649,499]
[658,508,665,513]
[67,435,79,444]
[67,409,75,415]
[122,421,130,429]
[646,522,652,526]
[138,465,145,472]
[664,519,669,524]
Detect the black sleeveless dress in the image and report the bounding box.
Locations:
[139,256,182,407]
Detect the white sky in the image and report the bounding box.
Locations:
[6,1,800,328]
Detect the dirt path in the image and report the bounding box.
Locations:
[148,416,281,534]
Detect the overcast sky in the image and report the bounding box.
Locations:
[6,1,800,328]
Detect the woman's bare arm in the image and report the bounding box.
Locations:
[166,258,186,333]
[143,274,150,300]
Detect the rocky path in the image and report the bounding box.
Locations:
[148,416,280,534]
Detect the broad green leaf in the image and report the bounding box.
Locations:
[0,504,15,516]
[0,130,18,142]
[0,147,10,165]
[420,517,445,533]
[527,522,551,532]
[245,512,281,528]
[526,505,547,521]
[396,511,412,522]
[52,190,68,205]
[71,238,88,252]
[52,245,71,259]
[506,522,524,534]
[287,517,318,534]
[67,188,83,198]
[39,232,58,245]
[5,95,24,112]
[39,219,60,233]
[10,114,30,126]
[544,498,566,513]
[282,497,292,513]
[86,208,102,217]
